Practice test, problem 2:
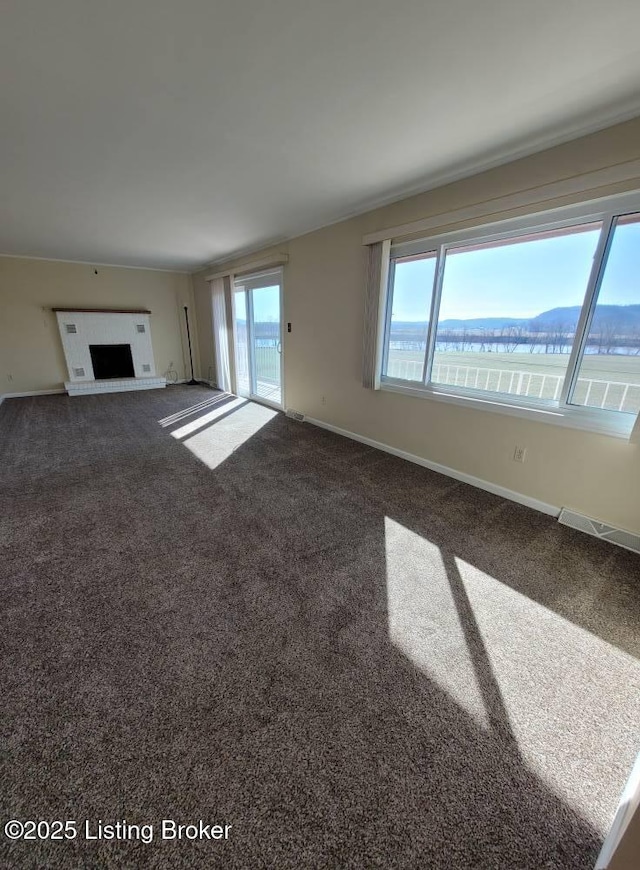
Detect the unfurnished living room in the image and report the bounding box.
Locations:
[1,2,640,869]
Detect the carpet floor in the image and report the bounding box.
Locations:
[1,386,639,869]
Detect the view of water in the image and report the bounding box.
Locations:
[390,341,637,356]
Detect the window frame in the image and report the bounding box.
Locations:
[379,190,640,438]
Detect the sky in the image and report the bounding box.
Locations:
[391,218,640,322]
[251,285,280,322]
[235,284,280,323]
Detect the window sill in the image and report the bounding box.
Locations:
[380,379,636,440]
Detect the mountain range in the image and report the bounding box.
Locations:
[429,304,640,332]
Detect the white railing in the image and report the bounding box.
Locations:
[235,344,279,386]
[255,345,280,385]
[234,344,281,401]
[385,358,640,413]
[433,362,564,401]
[573,377,639,412]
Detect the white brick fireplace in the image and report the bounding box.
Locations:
[55,308,166,396]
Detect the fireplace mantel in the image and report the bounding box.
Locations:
[52,307,152,314]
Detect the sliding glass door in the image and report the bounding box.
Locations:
[233,269,283,408]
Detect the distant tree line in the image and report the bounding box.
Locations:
[390,323,640,355]
[235,321,280,343]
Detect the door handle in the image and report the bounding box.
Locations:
[276,341,282,354]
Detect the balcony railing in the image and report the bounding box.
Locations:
[385,358,640,414]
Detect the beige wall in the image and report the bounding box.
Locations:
[0,257,199,394]
[193,276,215,386]
[193,118,640,535]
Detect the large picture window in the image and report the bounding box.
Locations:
[380,195,640,432]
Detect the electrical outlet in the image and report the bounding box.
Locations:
[513,446,527,463]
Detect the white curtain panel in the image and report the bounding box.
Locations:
[211,277,232,393]
[362,240,389,390]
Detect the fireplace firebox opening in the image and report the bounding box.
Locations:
[89,344,135,380]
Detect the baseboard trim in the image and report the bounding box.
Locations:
[1,382,216,402]
[305,415,560,518]
[1,388,66,401]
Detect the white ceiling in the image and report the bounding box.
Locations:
[2,0,640,272]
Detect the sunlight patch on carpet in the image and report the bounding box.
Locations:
[384,515,640,834]
[454,556,640,834]
[158,392,235,427]
[384,517,491,730]
[170,396,247,439]
[180,402,278,469]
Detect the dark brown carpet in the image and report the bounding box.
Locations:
[1,386,639,869]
